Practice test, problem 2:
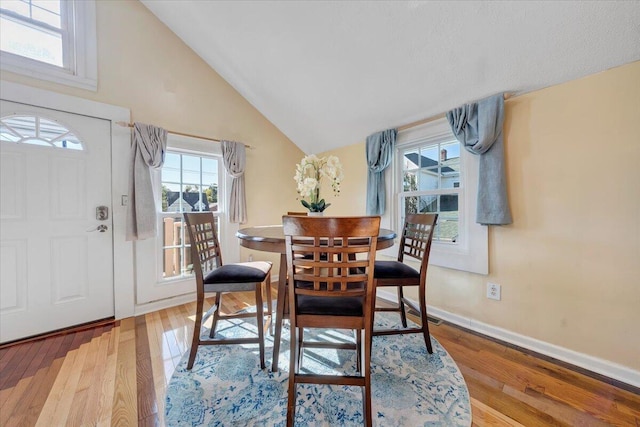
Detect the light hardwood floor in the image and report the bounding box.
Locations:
[1,290,638,426]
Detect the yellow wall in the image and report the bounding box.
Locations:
[324,61,640,370]
[320,143,369,216]
[0,0,304,267]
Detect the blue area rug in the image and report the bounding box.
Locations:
[165,310,471,426]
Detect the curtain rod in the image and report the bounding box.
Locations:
[115,121,253,149]
[397,92,513,132]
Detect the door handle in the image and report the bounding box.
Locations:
[86,225,108,233]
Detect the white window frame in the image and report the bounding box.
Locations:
[134,133,239,305]
[392,118,488,275]
[157,148,223,283]
[398,138,461,244]
[0,0,98,91]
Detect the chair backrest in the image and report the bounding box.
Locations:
[283,216,380,300]
[287,211,308,216]
[398,213,438,278]
[183,212,222,286]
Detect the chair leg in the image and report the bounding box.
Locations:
[297,327,304,369]
[397,286,408,328]
[286,325,299,427]
[272,256,289,371]
[369,286,377,357]
[187,295,204,370]
[355,329,362,374]
[419,285,433,354]
[265,274,273,335]
[209,292,222,338]
[362,380,372,426]
[362,327,372,427]
[272,280,287,372]
[255,283,266,369]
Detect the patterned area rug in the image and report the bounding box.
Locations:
[165,311,471,426]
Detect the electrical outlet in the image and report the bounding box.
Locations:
[487,283,501,301]
[248,254,254,262]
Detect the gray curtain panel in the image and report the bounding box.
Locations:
[221,140,247,224]
[126,122,167,240]
[447,94,512,225]
[366,128,397,215]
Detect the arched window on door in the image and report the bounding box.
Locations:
[1,114,84,150]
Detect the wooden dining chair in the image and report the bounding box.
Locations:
[286,211,308,216]
[183,212,272,370]
[283,215,380,427]
[372,213,438,353]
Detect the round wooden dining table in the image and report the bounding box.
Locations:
[237,224,396,288]
[236,224,396,370]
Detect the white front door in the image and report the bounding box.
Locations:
[0,100,114,343]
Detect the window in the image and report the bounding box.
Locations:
[135,134,235,304]
[394,118,488,274]
[0,0,97,90]
[400,139,460,243]
[1,114,83,150]
[159,151,220,280]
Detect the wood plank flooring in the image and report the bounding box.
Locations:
[1,290,638,426]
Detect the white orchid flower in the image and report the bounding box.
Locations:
[294,154,343,210]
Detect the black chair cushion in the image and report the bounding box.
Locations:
[302,253,328,261]
[374,261,420,279]
[296,294,363,317]
[204,261,271,284]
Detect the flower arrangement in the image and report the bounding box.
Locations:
[294,154,343,212]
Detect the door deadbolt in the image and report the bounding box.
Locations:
[96,206,109,221]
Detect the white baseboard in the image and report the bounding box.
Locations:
[375,290,640,389]
[135,292,196,316]
[134,277,281,317]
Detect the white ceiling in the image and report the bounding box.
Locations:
[141,1,640,154]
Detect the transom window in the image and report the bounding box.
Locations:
[400,139,461,243]
[0,0,97,90]
[0,114,83,150]
[159,151,220,280]
[0,0,69,68]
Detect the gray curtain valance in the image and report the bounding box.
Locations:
[446,94,512,225]
[222,140,247,224]
[126,122,167,240]
[366,128,397,215]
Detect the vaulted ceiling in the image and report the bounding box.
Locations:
[141,1,640,154]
